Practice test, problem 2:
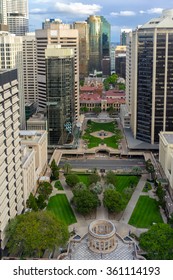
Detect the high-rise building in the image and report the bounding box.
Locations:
[0,69,24,251]
[115,46,126,79]
[73,21,89,80]
[6,0,29,35]
[45,45,75,146]
[87,15,110,73]
[120,29,132,45]
[0,31,25,129]
[125,32,132,111]
[36,24,79,120]
[23,32,37,104]
[131,9,173,144]
[0,0,7,25]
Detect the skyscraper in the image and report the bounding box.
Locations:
[74,21,89,80]
[131,9,173,144]
[120,29,132,45]
[87,15,110,73]
[0,31,25,129]
[36,24,79,120]
[1,0,29,35]
[0,69,24,251]
[0,0,7,25]
[45,45,75,146]
[23,32,37,104]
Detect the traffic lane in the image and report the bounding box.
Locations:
[59,159,146,170]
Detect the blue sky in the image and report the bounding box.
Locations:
[29,0,173,41]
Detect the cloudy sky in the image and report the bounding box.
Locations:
[29,0,173,41]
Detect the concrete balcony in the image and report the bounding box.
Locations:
[5,117,13,128]
[0,188,8,202]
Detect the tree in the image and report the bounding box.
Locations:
[50,159,59,180]
[88,173,101,186]
[63,163,72,175]
[66,174,80,188]
[80,106,89,113]
[156,182,165,208]
[89,182,103,194]
[26,193,38,211]
[105,171,116,186]
[37,181,53,200]
[93,107,101,114]
[73,182,87,193]
[103,189,126,213]
[37,194,47,210]
[6,211,69,257]
[73,189,100,215]
[139,223,173,260]
[145,159,155,180]
[107,106,115,115]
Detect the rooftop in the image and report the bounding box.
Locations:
[161,132,173,144]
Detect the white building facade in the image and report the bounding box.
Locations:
[0,69,24,250]
[0,31,25,129]
[23,32,37,104]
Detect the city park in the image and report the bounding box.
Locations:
[5,115,173,260]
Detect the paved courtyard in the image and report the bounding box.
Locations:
[64,237,135,260]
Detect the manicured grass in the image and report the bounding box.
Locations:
[128,196,163,228]
[82,120,122,149]
[115,175,140,193]
[77,174,90,187]
[47,194,77,225]
[54,180,63,190]
[86,121,116,133]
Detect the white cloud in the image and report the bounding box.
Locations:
[139,8,163,15]
[54,2,102,15]
[111,11,136,17]
[30,8,47,14]
[147,8,163,14]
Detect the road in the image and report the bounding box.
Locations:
[59,158,145,170]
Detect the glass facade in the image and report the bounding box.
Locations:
[87,15,110,73]
[136,29,173,144]
[137,33,153,143]
[46,56,75,146]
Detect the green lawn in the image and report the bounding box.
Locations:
[128,196,163,228]
[54,180,63,190]
[77,174,90,187]
[47,194,77,225]
[115,175,140,193]
[82,120,122,149]
[86,121,116,133]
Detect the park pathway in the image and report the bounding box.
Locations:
[120,174,148,223]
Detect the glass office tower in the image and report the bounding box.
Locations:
[45,45,75,146]
[131,9,173,144]
[87,15,110,73]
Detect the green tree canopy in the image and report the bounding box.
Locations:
[66,174,80,188]
[88,173,101,186]
[6,211,69,257]
[105,171,116,186]
[26,193,38,211]
[103,189,126,213]
[139,223,173,260]
[50,159,59,180]
[37,181,53,199]
[63,163,72,175]
[73,189,100,215]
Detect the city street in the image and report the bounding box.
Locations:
[59,158,146,170]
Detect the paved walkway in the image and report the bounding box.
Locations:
[120,174,148,223]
